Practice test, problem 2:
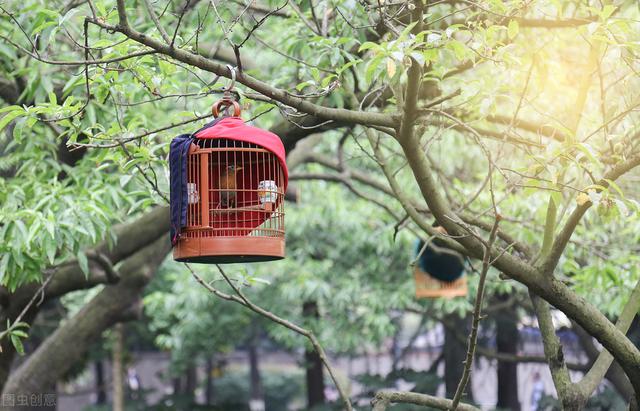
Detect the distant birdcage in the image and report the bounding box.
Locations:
[413,237,467,298]
[170,100,288,264]
[414,267,467,298]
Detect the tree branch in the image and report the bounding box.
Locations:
[2,237,170,396]
[530,292,579,407]
[450,217,500,410]
[371,391,480,411]
[86,18,397,129]
[578,277,640,399]
[541,152,640,275]
[189,265,353,411]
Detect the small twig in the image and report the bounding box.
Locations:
[171,0,191,47]
[237,0,289,48]
[449,215,500,410]
[0,273,55,344]
[142,0,172,43]
[187,265,354,411]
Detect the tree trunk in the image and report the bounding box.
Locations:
[496,298,520,411]
[2,238,170,398]
[0,207,170,391]
[112,323,125,411]
[184,365,197,405]
[443,314,472,401]
[303,301,325,408]
[205,357,214,405]
[248,327,265,411]
[95,360,107,404]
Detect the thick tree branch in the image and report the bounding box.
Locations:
[573,321,634,401]
[578,277,640,399]
[87,17,397,129]
[530,292,580,407]
[541,152,640,275]
[371,391,480,411]
[2,237,170,396]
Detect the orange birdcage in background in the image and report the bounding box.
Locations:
[170,95,288,264]
[413,232,468,298]
[413,267,467,298]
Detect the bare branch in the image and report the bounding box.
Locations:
[86,17,397,128]
[371,391,480,411]
[450,217,500,410]
[188,265,354,411]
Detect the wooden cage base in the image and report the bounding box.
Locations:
[413,267,467,298]
[174,236,285,264]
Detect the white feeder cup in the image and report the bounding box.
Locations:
[187,183,199,204]
[258,180,278,211]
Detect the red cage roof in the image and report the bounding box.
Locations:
[194,117,288,189]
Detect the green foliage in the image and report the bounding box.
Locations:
[0,320,29,355]
[2,0,640,406]
[144,266,251,372]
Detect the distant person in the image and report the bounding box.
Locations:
[127,367,142,400]
[530,372,545,410]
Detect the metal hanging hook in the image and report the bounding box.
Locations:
[212,65,241,118]
[225,64,236,93]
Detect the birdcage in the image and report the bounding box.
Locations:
[171,99,288,264]
[413,237,467,298]
[414,267,467,298]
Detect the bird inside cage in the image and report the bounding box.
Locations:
[217,164,244,208]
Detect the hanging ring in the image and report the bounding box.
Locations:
[212,99,241,117]
[211,65,240,117]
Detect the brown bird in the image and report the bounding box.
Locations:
[217,164,243,208]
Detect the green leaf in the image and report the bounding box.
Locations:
[0,253,9,283]
[10,330,28,339]
[365,56,383,84]
[446,40,467,61]
[0,109,25,133]
[77,251,89,276]
[10,334,24,355]
[119,175,133,188]
[507,20,519,39]
[337,59,362,75]
[604,179,625,199]
[358,42,379,52]
[600,5,617,20]
[45,240,57,265]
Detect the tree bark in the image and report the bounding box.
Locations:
[573,321,634,401]
[112,323,125,411]
[1,237,170,400]
[95,360,107,404]
[0,207,170,391]
[184,365,197,405]
[248,325,265,411]
[205,356,214,405]
[496,298,520,411]
[303,301,325,408]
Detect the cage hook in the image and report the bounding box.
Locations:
[212,65,241,118]
[225,64,236,94]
